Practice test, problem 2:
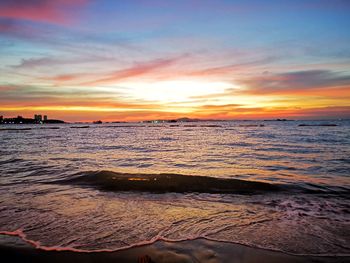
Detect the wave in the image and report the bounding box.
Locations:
[1,229,349,257]
[70,126,90,129]
[0,128,31,131]
[57,171,281,194]
[55,171,350,195]
[0,229,129,253]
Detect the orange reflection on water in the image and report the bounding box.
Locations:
[128,178,149,181]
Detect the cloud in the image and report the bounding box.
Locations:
[293,106,350,119]
[240,70,350,95]
[193,104,266,118]
[19,55,188,86]
[82,56,186,86]
[0,19,15,33]
[0,19,41,39]
[0,84,163,110]
[1,83,349,121]
[191,104,350,120]
[197,104,243,111]
[185,56,276,78]
[0,0,88,25]
[0,85,17,92]
[12,57,56,69]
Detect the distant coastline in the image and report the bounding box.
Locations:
[1,115,347,125]
[0,115,64,125]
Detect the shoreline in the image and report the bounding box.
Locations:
[1,234,348,263]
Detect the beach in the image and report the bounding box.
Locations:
[1,234,348,263]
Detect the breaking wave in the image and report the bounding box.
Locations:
[58,170,281,194]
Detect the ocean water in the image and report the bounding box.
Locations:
[0,120,349,255]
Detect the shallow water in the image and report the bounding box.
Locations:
[0,120,349,255]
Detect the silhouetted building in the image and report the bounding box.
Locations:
[34,114,42,123]
[17,116,23,124]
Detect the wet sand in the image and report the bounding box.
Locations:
[0,234,347,263]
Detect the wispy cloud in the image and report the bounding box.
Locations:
[185,56,276,78]
[239,70,350,95]
[81,56,187,86]
[0,84,161,110]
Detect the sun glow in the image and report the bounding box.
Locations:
[117,80,235,103]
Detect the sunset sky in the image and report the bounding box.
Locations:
[0,0,350,122]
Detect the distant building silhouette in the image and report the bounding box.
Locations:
[34,114,42,122]
[1,114,64,124]
[34,114,43,123]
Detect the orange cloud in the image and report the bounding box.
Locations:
[192,105,350,120]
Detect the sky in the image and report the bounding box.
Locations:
[0,0,350,122]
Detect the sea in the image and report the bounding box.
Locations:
[0,120,349,256]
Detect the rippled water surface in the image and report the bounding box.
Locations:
[0,120,349,255]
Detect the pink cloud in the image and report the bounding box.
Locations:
[0,0,88,25]
[83,57,185,86]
